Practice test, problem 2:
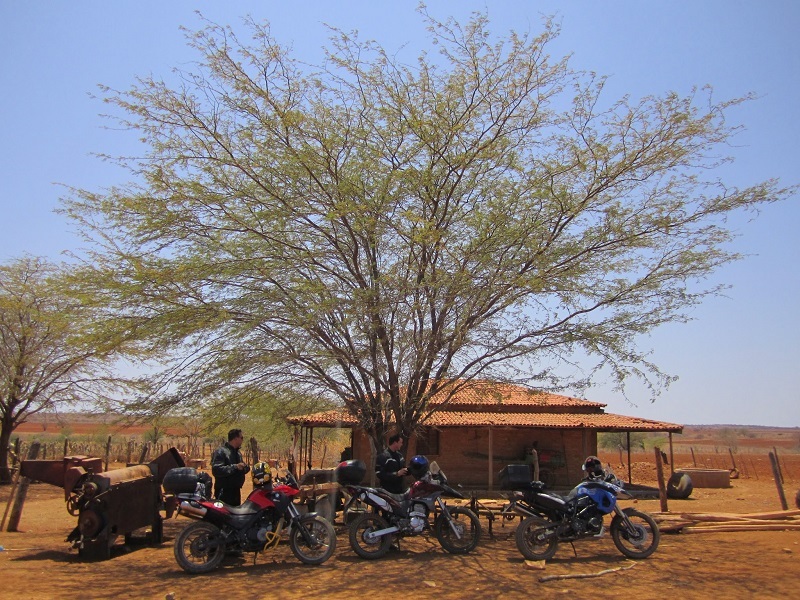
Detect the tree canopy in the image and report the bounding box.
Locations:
[0,257,122,481]
[63,10,793,449]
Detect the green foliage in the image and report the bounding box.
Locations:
[0,257,131,481]
[598,431,667,451]
[599,431,646,451]
[62,9,795,451]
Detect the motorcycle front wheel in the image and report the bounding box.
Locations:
[289,514,337,565]
[174,521,226,574]
[434,507,482,554]
[610,508,660,559]
[514,517,558,561]
[349,512,392,559]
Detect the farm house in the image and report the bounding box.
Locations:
[287,380,683,489]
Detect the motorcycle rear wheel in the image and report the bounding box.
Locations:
[514,517,558,561]
[435,507,481,554]
[610,508,660,559]
[349,512,393,559]
[174,521,226,574]
[289,514,337,565]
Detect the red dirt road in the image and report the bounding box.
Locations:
[2,472,799,600]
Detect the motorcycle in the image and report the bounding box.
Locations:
[337,456,482,559]
[163,462,336,573]
[503,456,660,561]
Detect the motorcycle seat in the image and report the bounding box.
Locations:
[219,499,261,516]
[361,486,407,503]
[382,490,407,503]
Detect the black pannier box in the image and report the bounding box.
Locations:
[163,467,211,497]
[499,464,532,490]
[335,459,366,485]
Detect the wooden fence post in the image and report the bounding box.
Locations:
[654,447,668,513]
[13,438,21,466]
[249,437,260,463]
[3,442,41,532]
[769,452,788,510]
[104,435,112,471]
[138,442,150,464]
[772,447,784,484]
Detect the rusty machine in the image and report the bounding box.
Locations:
[20,448,185,560]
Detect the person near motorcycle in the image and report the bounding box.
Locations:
[375,433,409,493]
[211,428,250,505]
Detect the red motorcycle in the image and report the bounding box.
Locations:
[337,456,481,559]
[163,463,336,573]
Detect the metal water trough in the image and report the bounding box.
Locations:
[21,448,185,560]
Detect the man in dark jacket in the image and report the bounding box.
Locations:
[211,428,250,505]
[375,433,408,494]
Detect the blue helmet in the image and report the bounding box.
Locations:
[408,455,430,478]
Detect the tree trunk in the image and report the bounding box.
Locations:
[0,419,13,484]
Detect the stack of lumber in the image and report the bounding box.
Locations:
[653,509,800,533]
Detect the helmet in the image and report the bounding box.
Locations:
[408,455,430,479]
[252,461,272,487]
[582,456,604,479]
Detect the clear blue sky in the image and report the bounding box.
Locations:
[2,1,798,427]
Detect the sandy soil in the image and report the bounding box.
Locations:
[2,468,799,600]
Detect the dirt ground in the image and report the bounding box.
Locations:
[2,469,799,600]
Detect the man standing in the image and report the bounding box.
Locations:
[211,428,250,505]
[375,433,408,494]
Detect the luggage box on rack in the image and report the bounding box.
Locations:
[499,464,532,490]
[335,460,366,485]
[163,467,211,497]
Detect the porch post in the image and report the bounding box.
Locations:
[668,432,675,475]
[627,431,632,484]
[307,426,314,470]
[299,427,307,475]
[488,426,494,491]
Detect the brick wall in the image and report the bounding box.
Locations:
[350,426,597,489]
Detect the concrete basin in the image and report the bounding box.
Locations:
[676,468,731,488]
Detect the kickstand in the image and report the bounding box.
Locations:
[569,542,577,557]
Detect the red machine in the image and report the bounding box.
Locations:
[20,448,185,560]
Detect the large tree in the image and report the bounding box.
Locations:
[0,257,123,482]
[63,10,793,451]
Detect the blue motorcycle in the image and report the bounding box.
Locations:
[504,456,660,561]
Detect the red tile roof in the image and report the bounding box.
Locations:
[426,411,682,432]
[287,409,680,432]
[287,380,683,433]
[428,381,606,409]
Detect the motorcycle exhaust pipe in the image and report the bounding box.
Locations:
[179,500,208,519]
[364,525,400,541]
